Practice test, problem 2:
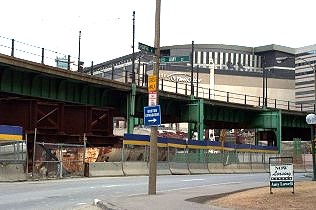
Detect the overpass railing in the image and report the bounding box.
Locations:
[0,35,313,112]
[0,35,77,70]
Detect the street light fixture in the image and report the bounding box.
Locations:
[277,56,316,181]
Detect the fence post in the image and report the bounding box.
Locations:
[67,55,71,70]
[259,97,261,106]
[209,88,211,100]
[274,99,277,108]
[161,79,164,91]
[90,61,94,75]
[11,39,15,56]
[301,103,303,111]
[32,127,37,179]
[244,94,247,104]
[125,67,128,83]
[175,81,178,93]
[41,48,44,64]
[227,92,229,102]
[83,134,87,177]
[59,145,63,178]
[111,65,114,80]
[288,101,290,110]
[185,84,187,95]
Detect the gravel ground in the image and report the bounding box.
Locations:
[209,181,316,210]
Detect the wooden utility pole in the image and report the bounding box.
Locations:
[148,0,161,195]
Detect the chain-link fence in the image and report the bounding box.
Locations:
[32,141,86,179]
[0,140,27,181]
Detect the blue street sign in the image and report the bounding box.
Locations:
[144,105,161,126]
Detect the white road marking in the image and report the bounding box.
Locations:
[101,184,123,188]
[181,178,205,182]
[76,202,87,205]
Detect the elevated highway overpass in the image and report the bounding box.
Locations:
[0,53,311,152]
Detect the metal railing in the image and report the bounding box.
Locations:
[0,35,313,112]
[0,35,76,70]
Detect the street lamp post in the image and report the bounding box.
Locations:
[132,11,135,84]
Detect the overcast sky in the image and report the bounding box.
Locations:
[1,0,315,66]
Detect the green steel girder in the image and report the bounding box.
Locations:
[251,110,281,129]
[0,68,110,106]
[204,105,251,125]
[282,114,310,128]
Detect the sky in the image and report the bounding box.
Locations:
[0,0,316,66]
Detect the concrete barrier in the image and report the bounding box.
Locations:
[223,164,238,173]
[122,161,148,176]
[208,163,225,174]
[157,162,171,175]
[251,163,266,173]
[234,163,252,173]
[0,163,26,181]
[188,163,209,174]
[169,162,190,175]
[293,163,306,173]
[264,163,270,173]
[85,162,124,177]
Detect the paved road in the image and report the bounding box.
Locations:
[0,173,308,210]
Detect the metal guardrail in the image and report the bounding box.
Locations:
[0,35,313,112]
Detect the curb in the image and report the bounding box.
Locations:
[93,199,124,210]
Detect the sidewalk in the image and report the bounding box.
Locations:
[77,181,267,210]
[95,189,231,210]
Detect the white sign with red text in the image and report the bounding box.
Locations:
[148,91,157,106]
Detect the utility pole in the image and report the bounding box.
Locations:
[132,11,135,83]
[262,56,265,107]
[78,31,81,72]
[191,41,194,96]
[196,65,199,97]
[148,0,161,195]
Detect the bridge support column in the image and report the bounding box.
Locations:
[252,109,282,153]
[187,96,204,140]
[127,84,136,134]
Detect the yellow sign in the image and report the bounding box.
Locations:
[148,75,157,92]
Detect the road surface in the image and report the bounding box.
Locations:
[0,173,308,209]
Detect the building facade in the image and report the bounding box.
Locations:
[85,43,296,108]
[295,44,316,110]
